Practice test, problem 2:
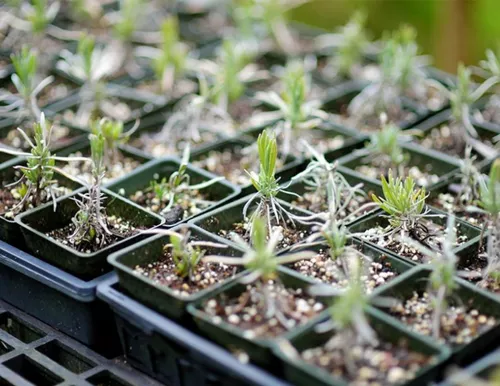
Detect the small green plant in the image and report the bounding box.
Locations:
[70,133,110,246]
[254,61,327,155]
[244,129,307,235]
[372,172,428,230]
[0,47,53,121]
[69,0,103,25]
[205,216,314,284]
[113,0,143,42]
[0,114,83,217]
[90,118,137,167]
[365,121,409,174]
[23,0,59,35]
[148,145,223,216]
[400,216,459,339]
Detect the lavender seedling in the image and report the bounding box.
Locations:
[70,133,110,246]
[254,61,327,155]
[0,114,86,217]
[147,145,223,217]
[315,11,370,79]
[0,47,53,121]
[348,26,446,127]
[56,34,124,125]
[244,130,308,235]
[473,48,500,126]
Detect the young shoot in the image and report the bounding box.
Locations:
[348,26,446,127]
[448,64,499,158]
[254,61,327,156]
[315,11,370,79]
[400,216,459,339]
[0,46,53,121]
[90,117,138,168]
[70,133,110,246]
[469,159,500,285]
[0,114,85,217]
[147,145,223,217]
[204,215,314,288]
[56,34,124,124]
[371,173,433,250]
[244,129,307,235]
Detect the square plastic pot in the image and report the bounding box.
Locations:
[337,142,462,192]
[105,158,241,227]
[16,188,165,278]
[97,277,290,386]
[273,306,451,386]
[108,224,245,320]
[372,265,500,366]
[348,207,481,267]
[187,268,330,368]
[188,195,316,254]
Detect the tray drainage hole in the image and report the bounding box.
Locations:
[87,370,134,386]
[0,338,13,355]
[3,354,64,386]
[0,313,45,343]
[35,340,96,374]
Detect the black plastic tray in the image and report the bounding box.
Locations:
[0,241,119,357]
[0,298,162,386]
[97,276,291,386]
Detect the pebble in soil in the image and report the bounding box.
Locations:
[1,122,78,151]
[128,188,213,224]
[329,108,417,133]
[290,248,397,294]
[390,291,497,345]
[218,220,312,251]
[473,97,500,126]
[59,151,141,184]
[360,219,469,263]
[301,334,434,385]
[291,190,373,218]
[46,215,138,253]
[202,280,324,339]
[429,192,487,227]
[133,249,239,297]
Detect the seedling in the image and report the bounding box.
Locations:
[203,217,314,290]
[254,61,327,155]
[0,47,53,121]
[56,34,124,122]
[315,11,370,79]
[136,16,190,93]
[448,63,499,158]
[70,133,110,246]
[68,0,103,25]
[365,120,409,175]
[244,129,307,235]
[468,159,500,284]
[400,216,459,339]
[147,145,223,216]
[452,146,482,208]
[90,117,138,168]
[112,0,143,43]
[0,114,86,217]
[348,26,446,126]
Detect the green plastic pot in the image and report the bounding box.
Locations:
[105,158,241,227]
[0,157,84,249]
[108,224,245,320]
[348,207,481,267]
[337,142,462,192]
[284,238,414,290]
[278,165,381,222]
[188,195,317,254]
[187,267,331,368]
[16,188,165,278]
[273,306,451,386]
[372,265,500,366]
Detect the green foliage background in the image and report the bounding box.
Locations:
[290,0,500,73]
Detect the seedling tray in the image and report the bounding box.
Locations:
[97,276,291,386]
[0,298,162,386]
[0,240,119,356]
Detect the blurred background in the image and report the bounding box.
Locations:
[290,0,500,73]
